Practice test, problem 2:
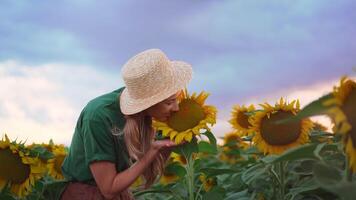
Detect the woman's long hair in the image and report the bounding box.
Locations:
[123,112,165,187]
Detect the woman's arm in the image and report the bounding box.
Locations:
[90,139,175,199]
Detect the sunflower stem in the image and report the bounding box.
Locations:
[195,183,203,200]
[347,169,353,182]
[185,153,195,200]
[269,166,281,185]
[345,157,353,182]
[277,162,285,200]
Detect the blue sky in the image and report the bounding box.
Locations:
[1,0,355,144]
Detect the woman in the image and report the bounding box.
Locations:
[60,49,193,200]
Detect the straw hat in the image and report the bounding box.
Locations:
[120,49,193,115]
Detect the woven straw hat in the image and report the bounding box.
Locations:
[120,49,193,115]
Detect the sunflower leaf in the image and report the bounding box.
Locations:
[311,162,356,200]
[41,180,68,200]
[224,190,250,200]
[0,182,16,200]
[165,163,186,178]
[241,163,267,184]
[313,162,342,185]
[262,144,319,164]
[275,93,335,124]
[201,131,217,145]
[316,181,356,200]
[199,167,237,179]
[133,188,174,198]
[198,141,217,154]
[0,192,16,200]
[286,178,320,200]
[202,186,226,200]
[313,143,339,160]
[173,139,198,158]
[29,145,54,160]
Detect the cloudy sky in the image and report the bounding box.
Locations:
[1,0,355,145]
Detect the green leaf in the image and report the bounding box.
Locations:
[262,144,319,164]
[225,148,241,156]
[30,146,54,160]
[323,182,356,200]
[42,180,68,200]
[286,178,320,200]
[262,143,337,164]
[200,168,237,179]
[243,146,260,154]
[173,139,198,158]
[0,193,16,200]
[224,189,250,200]
[292,159,316,175]
[202,186,226,200]
[313,143,339,160]
[133,188,172,197]
[313,162,356,200]
[165,163,186,178]
[198,141,217,154]
[241,163,267,184]
[155,130,167,140]
[0,182,16,200]
[276,93,334,124]
[201,131,217,145]
[313,162,342,186]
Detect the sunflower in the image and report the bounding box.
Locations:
[312,122,328,132]
[323,77,355,134]
[219,132,249,164]
[229,104,255,136]
[130,176,144,189]
[199,174,216,192]
[222,132,249,150]
[171,152,187,165]
[328,77,356,172]
[26,142,53,164]
[310,122,333,144]
[153,89,217,144]
[159,171,179,185]
[219,153,243,165]
[0,135,46,197]
[47,144,67,180]
[251,98,314,154]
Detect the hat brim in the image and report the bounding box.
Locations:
[120,61,193,115]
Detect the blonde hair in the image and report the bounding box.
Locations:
[123,112,165,187]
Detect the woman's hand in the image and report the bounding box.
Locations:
[151,139,187,161]
[150,139,177,152]
[148,139,177,161]
[90,139,177,199]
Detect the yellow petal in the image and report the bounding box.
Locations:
[184,132,193,142]
[175,133,186,144]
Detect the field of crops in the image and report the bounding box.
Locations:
[1,76,355,200]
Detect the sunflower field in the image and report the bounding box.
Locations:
[1,76,355,200]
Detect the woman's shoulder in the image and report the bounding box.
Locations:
[81,87,125,121]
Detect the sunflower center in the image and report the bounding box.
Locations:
[54,154,65,174]
[167,99,206,132]
[0,148,30,184]
[260,111,302,145]
[341,87,356,147]
[237,112,251,129]
[225,135,240,144]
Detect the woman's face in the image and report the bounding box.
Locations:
[145,92,180,122]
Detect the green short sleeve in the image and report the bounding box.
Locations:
[82,119,116,166]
